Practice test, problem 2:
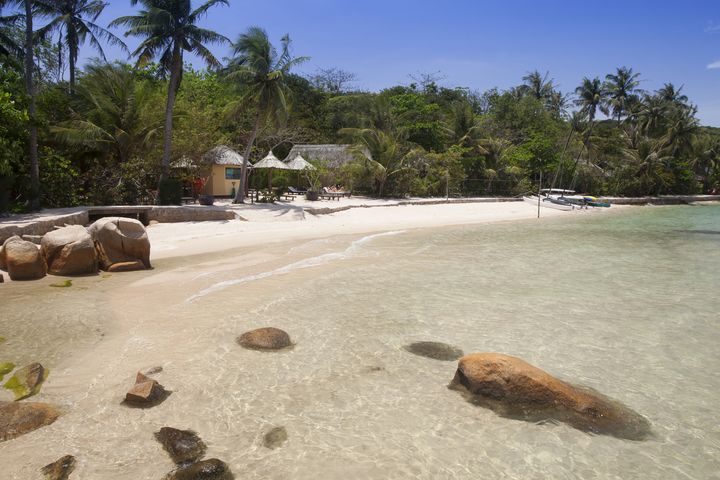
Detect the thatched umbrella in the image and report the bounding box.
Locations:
[285,154,315,188]
[253,151,291,190]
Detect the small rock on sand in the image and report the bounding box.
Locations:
[41,454,76,480]
[0,401,61,442]
[3,362,47,400]
[155,427,207,465]
[403,341,464,361]
[124,372,169,407]
[237,327,292,351]
[165,458,232,480]
[263,426,288,449]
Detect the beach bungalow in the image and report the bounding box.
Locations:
[201,145,247,197]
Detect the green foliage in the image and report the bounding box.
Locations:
[39,149,82,207]
[158,177,182,205]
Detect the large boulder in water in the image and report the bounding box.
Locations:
[2,236,46,280]
[87,217,151,271]
[237,327,292,351]
[0,401,61,442]
[166,459,233,480]
[450,353,651,439]
[41,225,97,276]
[155,427,207,465]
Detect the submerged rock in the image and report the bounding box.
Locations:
[3,362,48,400]
[0,273,4,283]
[237,327,292,351]
[2,237,46,280]
[165,458,232,480]
[124,372,169,407]
[403,341,464,361]
[155,427,207,465]
[87,217,151,272]
[450,353,651,440]
[41,454,76,480]
[41,225,97,276]
[0,401,61,442]
[262,426,288,449]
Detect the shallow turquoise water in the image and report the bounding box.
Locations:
[1,205,719,479]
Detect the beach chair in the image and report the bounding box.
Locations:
[288,186,307,195]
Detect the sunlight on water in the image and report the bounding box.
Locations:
[1,205,718,479]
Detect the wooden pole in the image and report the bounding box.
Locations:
[537,171,542,219]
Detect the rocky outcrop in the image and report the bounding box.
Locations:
[450,353,651,439]
[124,372,169,407]
[0,401,61,442]
[2,236,46,280]
[41,225,97,276]
[41,454,76,480]
[87,217,151,272]
[237,327,292,351]
[166,458,232,480]
[155,427,207,465]
[403,341,464,361]
[3,362,47,400]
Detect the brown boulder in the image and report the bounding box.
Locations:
[3,237,46,280]
[124,372,169,406]
[0,401,61,442]
[237,327,292,351]
[41,225,97,276]
[0,235,22,270]
[166,459,232,480]
[87,217,151,271]
[451,353,651,439]
[107,260,146,272]
[41,454,76,480]
[3,362,47,400]
[155,427,207,465]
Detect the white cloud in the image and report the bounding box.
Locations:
[707,60,720,69]
[706,21,720,33]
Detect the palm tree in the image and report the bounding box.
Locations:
[637,94,668,137]
[660,106,699,157]
[36,0,126,92]
[340,127,407,197]
[110,0,229,194]
[604,66,641,122]
[0,3,23,58]
[520,70,554,101]
[224,27,308,203]
[657,83,688,106]
[575,77,607,124]
[52,61,161,164]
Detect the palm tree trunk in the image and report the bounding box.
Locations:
[159,43,182,190]
[24,0,39,210]
[68,41,76,93]
[235,114,262,203]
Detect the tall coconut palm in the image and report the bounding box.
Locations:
[657,82,689,109]
[36,0,126,92]
[340,127,407,197]
[604,66,641,122]
[225,27,308,203]
[0,3,23,58]
[574,77,607,124]
[520,70,554,101]
[637,94,668,137]
[110,0,229,193]
[3,0,41,209]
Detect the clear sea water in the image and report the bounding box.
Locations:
[1,205,719,479]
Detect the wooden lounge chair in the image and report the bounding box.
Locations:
[288,186,307,195]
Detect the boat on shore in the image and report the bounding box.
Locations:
[523,195,575,211]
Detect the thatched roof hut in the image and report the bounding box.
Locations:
[284,144,372,168]
[253,151,288,169]
[202,145,245,166]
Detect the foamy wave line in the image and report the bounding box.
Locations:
[186,230,405,302]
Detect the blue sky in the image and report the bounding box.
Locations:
[79,0,720,125]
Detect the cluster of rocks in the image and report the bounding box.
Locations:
[155,427,233,480]
[0,217,151,281]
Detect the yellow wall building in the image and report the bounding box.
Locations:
[202,146,245,197]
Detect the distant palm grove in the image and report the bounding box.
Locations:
[1,0,719,212]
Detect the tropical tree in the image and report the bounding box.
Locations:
[110,0,229,195]
[225,26,308,203]
[520,70,554,101]
[657,83,688,107]
[0,2,22,58]
[52,61,161,164]
[36,0,126,92]
[637,94,668,137]
[604,66,640,122]
[574,77,607,131]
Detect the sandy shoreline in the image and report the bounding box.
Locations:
[147,199,620,261]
